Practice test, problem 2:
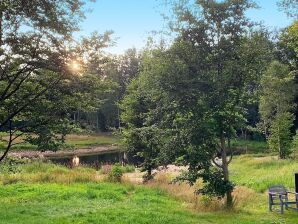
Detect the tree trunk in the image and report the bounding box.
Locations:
[220,136,233,208]
[277,125,284,159]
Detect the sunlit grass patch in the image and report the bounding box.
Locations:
[0,133,120,152]
[230,155,298,192]
[65,133,120,148]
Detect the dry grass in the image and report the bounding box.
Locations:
[122,169,260,213]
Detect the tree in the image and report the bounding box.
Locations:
[278,0,298,18]
[278,21,298,70]
[268,112,294,158]
[74,48,142,132]
[123,0,273,207]
[121,49,184,181]
[259,61,297,158]
[0,0,112,162]
[168,0,264,207]
[101,48,141,131]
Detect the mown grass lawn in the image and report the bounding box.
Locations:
[0,155,298,224]
[1,182,297,224]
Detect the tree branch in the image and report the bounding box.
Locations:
[0,120,13,162]
[0,68,34,102]
[0,76,62,130]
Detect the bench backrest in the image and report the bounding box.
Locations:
[269,185,287,194]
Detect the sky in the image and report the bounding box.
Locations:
[77,0,294,54]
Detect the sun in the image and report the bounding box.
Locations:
[71,61,80,71]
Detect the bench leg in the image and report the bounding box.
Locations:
[280,203,284,214]
[269,195,272,211]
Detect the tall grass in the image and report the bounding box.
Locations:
[230,155,298,192]
[0,161,99,184]
[1,156,298,223]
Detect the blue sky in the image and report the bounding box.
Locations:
[77,0,293,54]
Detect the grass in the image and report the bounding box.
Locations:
[231,139,268,154]
[0,156,298,223]
[230,155,298,193]
[1,135,266,154]
[64,133,120,149]
[0,133,120,151]
[1,182,297,224]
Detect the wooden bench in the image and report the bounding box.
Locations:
[269,185,298,214]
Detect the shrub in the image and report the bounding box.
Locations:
[108,164,124,182]
[0,157,25,174]
[122,165,135,173]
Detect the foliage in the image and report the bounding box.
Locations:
[278,0,298,18]
[230,139,268,154]
[292,130,298,151]
[74,48,141,131]
[259,61,297,158]
[278,21,298,71]
[107,164,124,182]
[0,0,113,160]
[0,157,25,174]
[268,112,294,158]
[122,0,272,207]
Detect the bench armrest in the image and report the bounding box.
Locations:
[287,191,298,195]
[269,192,286,196]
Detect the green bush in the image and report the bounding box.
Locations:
[122,164,135,173]
[0,157,26,174]
[108,164,124,182]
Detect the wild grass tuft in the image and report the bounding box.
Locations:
[0,161,98,184]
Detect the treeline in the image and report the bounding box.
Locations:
[73,48,141,131]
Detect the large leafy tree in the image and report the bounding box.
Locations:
[168,0,264,207]
[0,0,112,161]
[122,0,270,207]
[278,21,298,131]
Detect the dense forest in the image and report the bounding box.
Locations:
[0,0,297,209]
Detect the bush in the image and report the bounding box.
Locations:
[0,157,26,174]
[108,164,124,182]
[100,164,135,175]
[122,165,135,173]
